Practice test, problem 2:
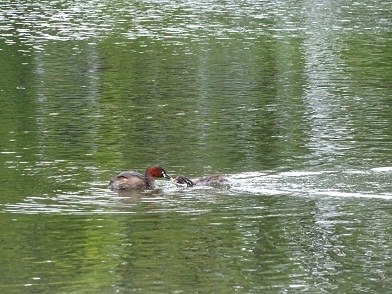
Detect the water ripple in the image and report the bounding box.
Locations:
[2,0,390,45]
[2,167,390,215]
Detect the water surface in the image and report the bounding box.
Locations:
[1,0,391,292]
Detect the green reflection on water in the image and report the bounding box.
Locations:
[1,195,391,293]
[0,0,391,293]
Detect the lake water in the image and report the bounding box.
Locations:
[1,0,391,293]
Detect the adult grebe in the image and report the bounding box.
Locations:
[109,165,171,190]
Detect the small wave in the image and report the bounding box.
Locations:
[370,166,392,172]
[313,191,392,199]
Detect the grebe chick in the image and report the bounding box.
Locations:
[172,174,229,188]
[109,165,171,190]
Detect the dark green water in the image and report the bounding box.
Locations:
[1,0,391,293]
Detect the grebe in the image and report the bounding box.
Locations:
[109,165,171,190]
[172,174,229,187]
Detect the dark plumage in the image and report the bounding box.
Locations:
[172,174,229,188]
[109,165,171,190]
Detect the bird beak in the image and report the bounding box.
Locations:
[163,170,172,180]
